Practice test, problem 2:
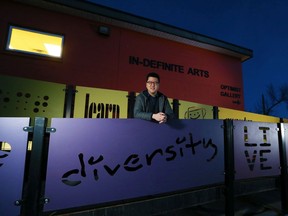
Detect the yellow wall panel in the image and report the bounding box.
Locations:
[0,75,65,126]
[178,100,214,119]
[74,86,128,118]
[219,107,280,123]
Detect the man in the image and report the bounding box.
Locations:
[134,72,174,123]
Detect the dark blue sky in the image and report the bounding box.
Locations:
[87,0,288,118]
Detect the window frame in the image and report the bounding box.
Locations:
[5,25,65,59]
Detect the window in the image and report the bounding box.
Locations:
[6,26,64,58]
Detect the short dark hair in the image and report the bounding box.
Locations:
[146,72,160,83]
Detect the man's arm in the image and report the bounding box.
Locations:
[133,94,153,120]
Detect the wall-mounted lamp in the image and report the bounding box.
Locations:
[98,26,110,36]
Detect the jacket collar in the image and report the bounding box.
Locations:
[143,90,162,98]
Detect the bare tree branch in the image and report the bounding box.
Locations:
[254,83,288,116]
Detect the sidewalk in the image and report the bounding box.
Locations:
[161,189,284,216]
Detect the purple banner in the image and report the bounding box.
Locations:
[233,121,280,180]
[0,117,30,216]
[44,119,224,211]
[285,124,288,168]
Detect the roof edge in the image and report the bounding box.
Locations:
[14,0,253,61]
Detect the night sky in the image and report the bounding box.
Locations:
[87,0,288,118]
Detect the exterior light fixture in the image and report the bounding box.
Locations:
[98,26,110,36]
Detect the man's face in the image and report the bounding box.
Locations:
[146,76,160,96]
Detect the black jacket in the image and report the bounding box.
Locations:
[133,90,174,121]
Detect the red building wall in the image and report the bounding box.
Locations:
[0,1,244,110]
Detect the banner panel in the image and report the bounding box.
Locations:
[219,107,280,123]
[0,117,30,216]
[0,75,65,126]
[44,119,224,211]
[74,86,128,118]
[233,121,280,180]
[284,124,288,167]
[178,100,213,119]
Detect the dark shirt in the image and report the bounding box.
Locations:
[144,91,159,114]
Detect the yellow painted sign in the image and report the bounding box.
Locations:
[0,75,65,126]
[74,86,128,118]
[178,100,214,119]
[218,107,280,123]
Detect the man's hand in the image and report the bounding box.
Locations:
[152,112,167,124]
